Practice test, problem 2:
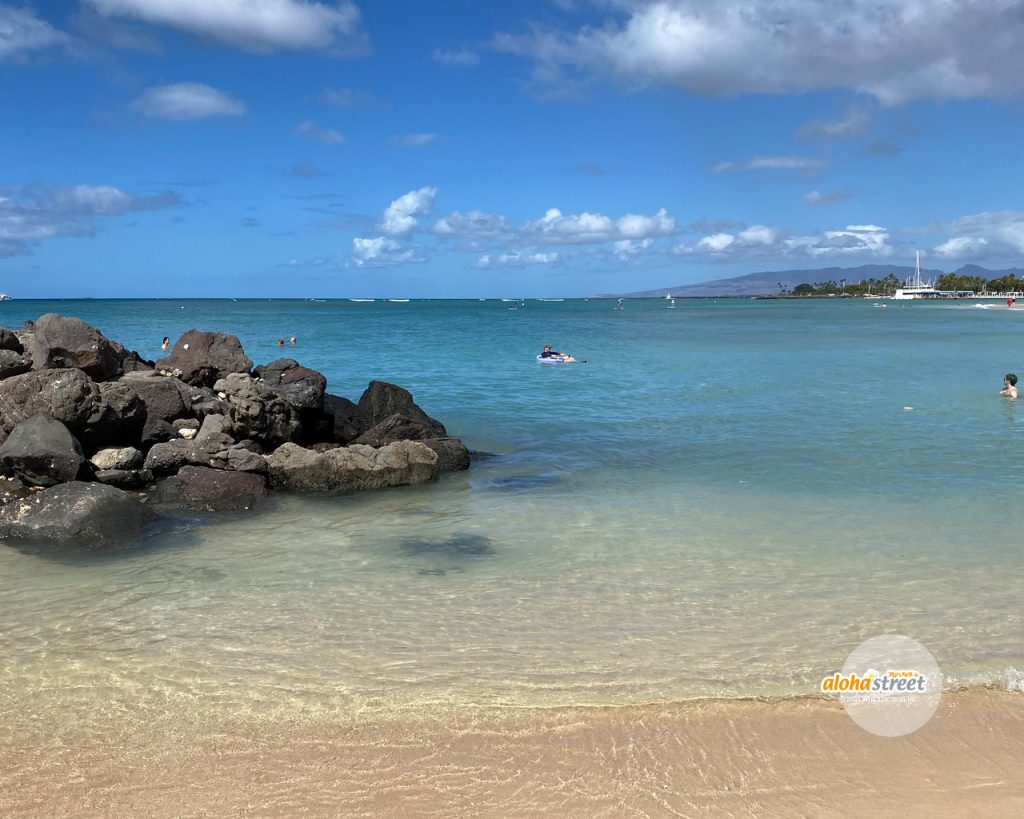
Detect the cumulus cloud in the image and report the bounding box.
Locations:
[613,238,654,260]
[295,120,345,144]
[617,208,675,238]
[677,223,891,260]
[931,211,1024,258]
[803,189,851,205]
[493,0,1024,104]
[432,47,479,66]
[135,83,246,120]
[86,0,368,54]
[433,210,511,240]
[391,133,437,147]
[352,236,422,267]
[713,155,827,173]
[0,183,180,257]
[380,187,438,236]
[0,5,69,60]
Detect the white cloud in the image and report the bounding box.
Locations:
[526,207,615,243]
[493,0,1024,104]
[380,187,438,236]
[804,189,851,205]
[135,83,245,120]
[677,223,891,260]
[713,155,827,173]
[797,105,873,141]
[0,5,69,60]
[934,236,989,258]
[392,133,437,147]
[352,236,424,267]
[474,251,560,268]
[616,208,675,239]
[613,238,653,260]
[86,0,367,54]
[434,210,510,239]
[695,233,735,253]
[0,183,180,258]
[932,211,1024,257]
[295,120,345,144]
[432,47,479,67]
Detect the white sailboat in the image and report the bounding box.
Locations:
[892,251,943,300]
[667,298,677,309]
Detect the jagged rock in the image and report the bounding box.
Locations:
[155,330,253,387]
[354,413,442,447]
[212,373,300,448]
[323,393,363,444]
[90,446,144,471]
[0,350,31,380]
[147,466,267,513]
[79,380,147,450]
[143,439,192,476]
[422,438,472,473]
[254,359,327,413]
[357,380,446,437]
[188,386,227,418]
[27,313,148,381]
[94,468,154,490]
[265,440,438,492]
[0,328,23,353]
[0,368,100,442]
[0,415,85,487]
[0,481,155,548]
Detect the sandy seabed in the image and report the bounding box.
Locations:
[1,690,1022,818]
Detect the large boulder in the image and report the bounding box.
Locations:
[79,380,147,450]
[90,447,144,471]
[121,372,193,443]
[266,440,438,492]
[254,359,327,413]
[354,413,442,447]
[0,350,31,380]
[143,439,192,476]
[0,482,156,548]
[0,415,84,486]
[147,466,267,513]
[212,373,300,448]
[0,368,100,441]
[323,393,363,444]
[27,313,147,381]
[357,380,446,437]
[155,330,252,387]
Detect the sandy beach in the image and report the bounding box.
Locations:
[2,689,1022,817]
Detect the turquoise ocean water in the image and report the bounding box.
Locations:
[0,298,1021,718]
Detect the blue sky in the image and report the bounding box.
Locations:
[2,0,1023,297]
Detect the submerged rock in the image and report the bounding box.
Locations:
[421,438,472,473]
[401,532,495,557]
[0,481,155,548]
[0,414,85,487]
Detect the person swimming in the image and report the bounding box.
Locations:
[276,338,285,346]
[160,336,170,351]
[1001,373,1018,399]
[290,336,297,345]
[540,344,576,362]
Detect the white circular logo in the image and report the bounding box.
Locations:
[822,635,942,737]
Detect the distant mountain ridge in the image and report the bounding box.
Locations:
[610,264,1024,298]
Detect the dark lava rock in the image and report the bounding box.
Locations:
[0,350,31,380]
[28,313,148,381]
[0,414,85,487]
[357,380,446,437]
[0,368,100,442]
[212,373,300,449]
[323,393,363,444]
[0,479,30,504]
[94,468,154,490]
[143,439,192,476]
[147,466,267,513]
[254,358,327,413]
[156,330,253,387]
[122,371,193,425]
[80,380,147,450]
[0,481,156,548]
[354,413,441,447]
[421,437,472,473]
[0,328,23,353]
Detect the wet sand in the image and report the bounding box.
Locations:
[2,690,1022,817]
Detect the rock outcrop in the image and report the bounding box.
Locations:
[155,330,252,387]
[0,368,99,442]
[266,440,439,492]
[0,415,84,486]
[27,313,148,381]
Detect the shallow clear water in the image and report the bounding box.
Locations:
[1,298,1022,715]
